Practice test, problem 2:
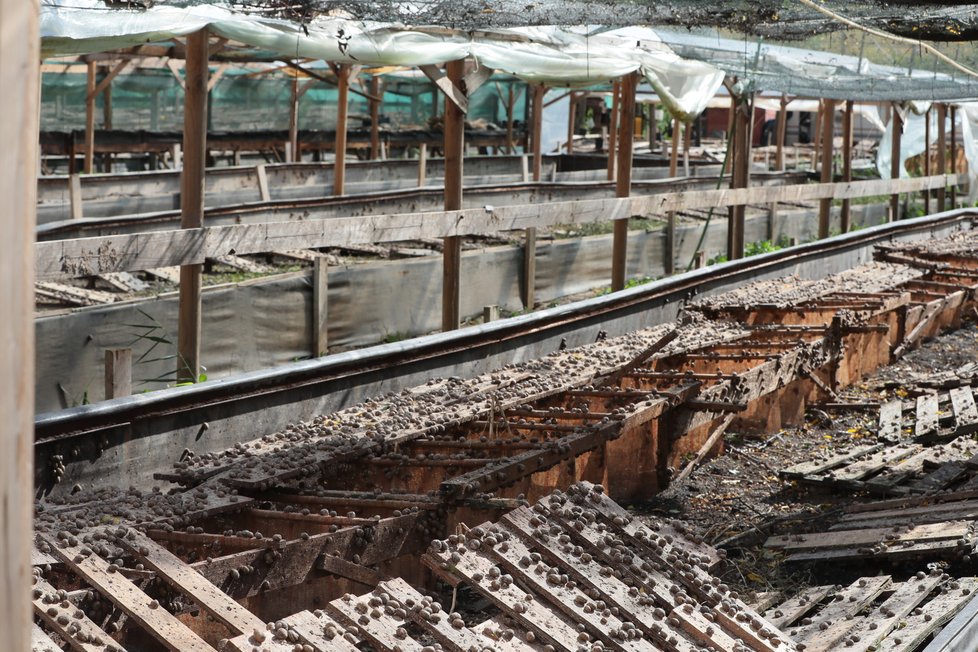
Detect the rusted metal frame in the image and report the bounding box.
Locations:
[440,422,619,499]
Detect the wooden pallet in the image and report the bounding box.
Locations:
[878,387,978,443]
[755,574,978,652]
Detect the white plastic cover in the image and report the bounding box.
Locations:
[40,1,724,121]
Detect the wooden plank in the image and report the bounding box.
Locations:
[890,105,902,220]
[907,461,968,493]
[441,59,465,333]
[875,577,978,652]
[254,164,271,202]
[878,400,904,441]
[781,444,885,479]
[611,71,636,292]
[333,64,350,194]
[281,610,361,652]
[317,553,380,586]
[950,386,978,430]
[31,624,64,652]
[784,576,891,644]
[766,521,970,552]
[69,173,84,219]
[785,538,972,564]
[522,227,536,309]
[33,575,122,652]
[46,537,214,652]
[915,393,940,438]
[818,99,835,239]
[419,64,469,114]
[118,530,264,635]
[829,443,920,484]
[326,589,423,652]
[312,256,328,357]
[104,348,132,399]
[763,585,834,629]
[210,254,270,274]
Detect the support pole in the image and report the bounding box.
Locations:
[288,73,299,163]
[607,81,620,181]
[775,94,787,171]
[812,102,823,171]
[937,103,947,212]
[1,1,39,649]
[841,99,854,232]
[370,76,381,160]
[176,30,209,384]
[818,99,835,239]
[727,93,752,261]
[102,67,113,173]
[333,64,350,195]
[664,117,681,276]
[85,60,96,174]
[505,85,516,155]
[611,72,636,291]
[313,256,328,356]
[417,142,428,187]
[890,104,903,221]
[923,107,931,215]
[442,59,465,332]
[648,102,657,151]
[104,349,132,399]
[951,105,958,207]
[522,226,536,310]
[566,92,577,153]
[531,84,544,182]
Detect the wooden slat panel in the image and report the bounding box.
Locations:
[766,521,970,551]
[762,585,834,629]
[784,576,891,644]
[118,530,264,635]
[45,537,214,652]
[950,386,978,430]
[33,575,122,652]
[326,590,424,652]
[907,461,968,493]
[281,610,361,652]
[780,444,884,479]
[786,538,969,564]
[830,443,920,483]
[31,624,64,652]
[875,578,978,652]
[915,393,940,438]
[878,400,903,441]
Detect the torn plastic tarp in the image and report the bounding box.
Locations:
[40,1,724,120]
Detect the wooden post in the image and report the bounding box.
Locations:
[818,99,835,239]
[176,30,209,384]
[664,117,681,276]
[102,66,113,173]
[69,173,83,219]
[370,75,381,160]
[607,81,620,181]
[104,348,132,399]
[85,60,96,174]
[841,99,854,232]
[333,64,350,195]
[442,59,465,332]
[682,117,692,177]
[505,85,516,155]
[727,93,752,260]
[775,94,787,171]
[648,102,657,151]
[812,102,823,171]
[1,1,38,649]
[611,72,636,291]
[890,104,903,221]
[313,256,328,356]
[288,74,299,163]
[531,84,544,182]
[951,105,958,207]
[417,142,428,187]
[483,305,500,323]
[937,103,947,212]
[566,92,577,153]
[522,226,536,310]
[923,107,932,215]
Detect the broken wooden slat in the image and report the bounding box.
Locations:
[762,585,834,629]
[145,267,181,284]
[317,553,381,586]
[875,577,978,652]
[117,530,264,635]
[749,592,783,613]
[45,537,214,652]
[766,521,970,552]
[915,393,940,438]
[326,590,423,652]
[780,444,884,480]
[784,576,892,645]
[281,610,361,652]
[785,538,972,564]
[96,272,148,293]
[36,281,116,306]
[950,385,978,433]
[210,254,271,274]
[878,400,903,441]
[829,443,920,484]
[907,461,968,493]
[32,575,122,652]
[32,624,65,652]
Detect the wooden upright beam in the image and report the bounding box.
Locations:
[607,81,620,181]
[104,348,132,399]
[84,60,96,174]
[727,93,752,260]
[775,94,788,171]
[531,84,544,182]
[333,64,351,195]
[890,104,903,221]
[522,226,536,310]
[0,1,39,649]
[566,92,577,153]
[923,107,932,215]
[937,103,947,212]
[664,117,681,276]
[288,74,300,163]
[818,99,835,239]
[505,84,516,154]
[841,99,854,232]
[950,105,958,207]
[611,72,636,291]
[176,30,209,384]
[370,76,381,160]
[313,256,328,356]
[442,59,465,332]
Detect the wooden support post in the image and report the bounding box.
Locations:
[951,105,958,207]
[333,64,350,195]
[69,173,83,219]
[818,99,835,239]
[669,117,681,178]
[841,99,854,232]
[483,305,500,323]
[611,72,636,292]
[288,74,300,163]
[522,226,536,309]
[442,59,465,332]
[104,348,132,399]
[370,76,381,160]
[531,84,544,182]
[607,81,620,181]
[313,256,328,356]
[727,93,752,261]
[664,117,681,276]
[176,30,208,384]
[648,102,657,151]
[813,102,823,171]
[1,0,38,649]
[890,104,903,221]
[102,67,113,173]
[84,60,95,174]
[566,92,577,153]
[775,94,787,171]
[682,117,692,177]
[937,103,947,212]
[924,107,932,215]
[505,84,516,154]
[417,142,428,187]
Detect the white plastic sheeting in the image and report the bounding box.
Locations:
[40,1,724,120]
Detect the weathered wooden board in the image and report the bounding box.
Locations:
[32,575,122,652]
[878,400,904,441]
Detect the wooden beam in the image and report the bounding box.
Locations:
[442,59,465,332]
[417,142,427,187]
[841,99,854,232]
[104,348,132,399]
[611,72,636,292]
[775,94,788,171]
[664,117,681,276]
[522,226,536,309]
[333,64,350,194]
[288,74,300,163]
[607,81,620,181]
[206,62,228,92]
[531,84,544,182]
[370,75,381,160]
[1,1,37,649]
[818,98,835,239]
[924,107,932,215]
[890,104,903,221]
[84,61,95,174]
[176,29,208,384]
[313,256,328,356]
[505,84,516,154]
[419,63,468,114]
[951,105,958,207]
[68,173,83,219]
[728,92,752,260]
[88,59,130,101]
[937,103,947,213]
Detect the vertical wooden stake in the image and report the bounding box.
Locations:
[333,64,350,195]
[812,102,823,171]
[288,73,300,163]
[370,75,381,160]
[176,30,208,384]
[775,94,787,172]
[483,305,500,323]
[923,107,932,215]
[611,72,636,291]
[69,173,83,219]
[937,103,947,213]
[818,99,835,239]
[442,59,465,332]
[102,67,113,173]
[607,81,620,181]
[104,348,132,399]
[313,256,328,356]
[950,105,957,208]
[682,118,691,177]
[531,84,544,182]
[1,1,39,649]
[649,102,658,151]
[890,104,903,221]
[727,93,752,261]
[255,164,270,202]
[664,117,681,276]
[566,92,577,154]
[506,85,516,154]
[417,143,428,187]
[85,60,96,174]
[841,99,854,232]
[522,226,537,309]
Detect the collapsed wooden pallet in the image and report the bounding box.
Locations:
[877,387,978,443]
[749,573,978,652]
